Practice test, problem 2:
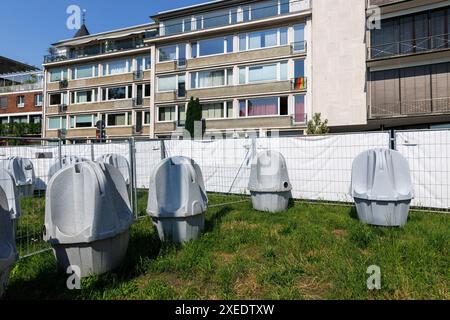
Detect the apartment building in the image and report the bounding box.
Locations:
[147,0,313,138]
[0,56,43,136]
[365,0,450,130]
[41,0,450,140]
[42,23,156,141]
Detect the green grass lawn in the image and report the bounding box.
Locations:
[4,192,449,300]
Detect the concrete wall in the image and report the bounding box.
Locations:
[311,0,367,127]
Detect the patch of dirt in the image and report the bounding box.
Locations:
[214,252,235,263]
[234,273,262,299]
[332,229,347,238]
[221,220,259,230]
[296,276,331,300]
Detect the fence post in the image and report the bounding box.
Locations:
[128,137,138,219]
[160,139,166,160]
[390,129,396,150]
[58,138,63,167]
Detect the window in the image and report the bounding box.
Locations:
[35,94,43,106]
[251,0,278,20]
[70,114,94,128]
[144,111,151,124]
[158,106,176,121]
[137,55,151,71]
[71,89,97,104]
[239,96,287,117]
[102,59,131,76]
[107,113,127,126]
[294,95,306,122]
[201,103,225,119]
[239,62,287,84]
[49,69,67,82]
[10,116,27,124]
[49,93,68,106]
[178,105,186,126]
[293,24,305,51]
[158,44,186,62]
[226,101,234,118]
[0,97,7,108]
[157,75,177,92]
[293,59,306,89]
[30,115,42,124]
[48,116,66,130]
[102,86,132,101]
[239,27,288,51]
[71,64,98,79]
[191,36,233,57]
[191,69,233,89]
[144,84,151,97]
[16,96,25,107]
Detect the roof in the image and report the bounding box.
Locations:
[73,24,90,38]
[52,22,157,47]
[151,0,249,20]
[0,56,39,74]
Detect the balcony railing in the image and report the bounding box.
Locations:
[291,77,307,90]
[160,0,311,37]
[44,38,148,64]
[369,97,450,119]
[369,34,450,60]
[0,82,42,94]
[291,40,307,53]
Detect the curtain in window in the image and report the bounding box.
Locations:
[202,103,223,119]
[198,70,225,88]
[430,10,446,49]
[107,60,128,75]
[159,107,175,121]
[248,97,278,116]
[294,95,305,122]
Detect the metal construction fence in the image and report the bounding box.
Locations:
[0,128,448,258]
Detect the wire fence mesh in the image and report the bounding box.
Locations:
[0,129,448,259]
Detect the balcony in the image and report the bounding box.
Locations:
[291,40,307,53]
[369,34,450,60]
[44,38,149,64]
[0,71,43,94]
[369,97,450,119]
[291,77,307,90]
[159,0,312,37]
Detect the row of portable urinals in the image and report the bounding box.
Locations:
[1,147,414,296]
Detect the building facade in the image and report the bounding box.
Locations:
[366,0,450,130]
[42,23,156,141]
[0,59,44,137]
[41,0,450,141]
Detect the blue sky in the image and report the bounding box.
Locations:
[0,0,205,69]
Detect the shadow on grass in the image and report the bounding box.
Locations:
[5,253,79,300]
[205,206,233,233]
[348,207,359,221]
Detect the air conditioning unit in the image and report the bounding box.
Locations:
[57,129,67,139]
[59,80,68,89]
[133,71,144,80]
[58,104,68,113]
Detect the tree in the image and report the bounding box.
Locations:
[185,97,203,138]
[307,113,329,135]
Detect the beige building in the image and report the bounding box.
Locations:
[41,0,450,141]
[42,23,156,140]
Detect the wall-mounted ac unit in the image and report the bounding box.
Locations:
[59,80,68,89]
